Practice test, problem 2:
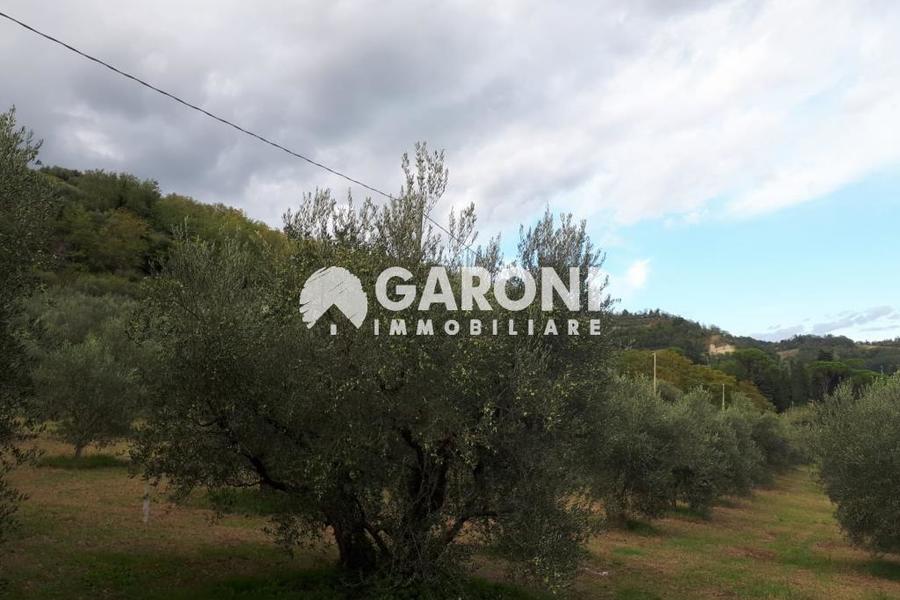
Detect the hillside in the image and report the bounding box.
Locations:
[37,166,286,297]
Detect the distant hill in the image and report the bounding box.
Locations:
[614,309,898,410]
[613,309,765,362]
[614,309,900,373]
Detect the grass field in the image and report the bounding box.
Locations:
[2,438,899,599]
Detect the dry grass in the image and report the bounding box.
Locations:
[2,437,332,599]
[2,436,900,599]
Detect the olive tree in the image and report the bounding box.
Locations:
[0,108,55,541]
[590,380,792,523]
[811,375,900,553]
[15,290,141,457]
[749,410,798,474]
[590,376,679,524]
[666,390,768,516]
[134,144,614,591]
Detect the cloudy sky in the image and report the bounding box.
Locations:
[2,0,899,341]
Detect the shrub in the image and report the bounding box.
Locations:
[781,405,815,464]
[666,390,786,516]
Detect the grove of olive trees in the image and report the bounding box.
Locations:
[2,109,867,597]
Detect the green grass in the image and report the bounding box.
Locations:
[37,453,130,469]
[614,588,661,600]
[202,487,291,516]
[611,547,645,557]
[867,561,900,582]
[172,569,345,600]
[172,571,542,600]
[622,519,661,537]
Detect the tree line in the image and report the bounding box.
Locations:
[619,311,890,410]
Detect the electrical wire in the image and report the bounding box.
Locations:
[0,9,476,254]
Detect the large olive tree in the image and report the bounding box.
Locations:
[134,144,614,591]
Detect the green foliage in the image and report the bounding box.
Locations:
[779,334,858,361]
[615,311,714,362]
[204,487,292,517]
[807,359,878,401]
[787,360,810,407]
[133,145,614,592]
[153,193,287,250]
[618,349,772,410]
[15,289,142,456]
[665,391,736,515]
[47,168,161,216]
[717,348,792,411]
[40,167,286,283]
[591,377,679,523]
[31,337,137,456]
[715,400,766,494]
[0,108,55,307]
[591,378,796,523]
[616,312,900,408]
[781,405,815,464]
[811,375,900,553]
[0,107,55,542]
[750,411,800,473]
[40,270,144,298]
[56,204,152,273]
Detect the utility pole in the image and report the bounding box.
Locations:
[721,383,726,411]
[653,352,657,395]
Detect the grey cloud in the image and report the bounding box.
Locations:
[752,325,805,342]
[752,307,900,342]
[811,306,897,335]
[860,325,900,333]
[0,0,723,230]
[3,0,900,238]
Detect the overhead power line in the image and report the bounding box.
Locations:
[0,9,474,253]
